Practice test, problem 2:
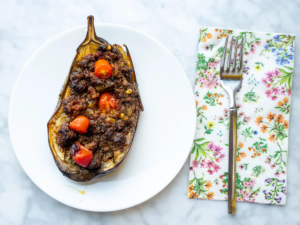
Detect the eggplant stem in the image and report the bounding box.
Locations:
[81,15,102,46]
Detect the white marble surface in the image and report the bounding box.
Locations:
[1,0,300,224]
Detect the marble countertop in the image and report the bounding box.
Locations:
[1,0,300,224]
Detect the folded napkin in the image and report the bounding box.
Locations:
[188,28,295,205]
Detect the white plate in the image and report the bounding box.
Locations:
[9,24,196,212]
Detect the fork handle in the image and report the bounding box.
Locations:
[228,108,237,214]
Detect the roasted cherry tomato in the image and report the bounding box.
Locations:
[69,116,89,134]
[71,142,93,167]
[99,92,118,113]
[94,59,112,79]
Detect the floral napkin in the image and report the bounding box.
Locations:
[188,28,295,205]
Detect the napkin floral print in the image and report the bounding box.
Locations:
[189,28,295,205]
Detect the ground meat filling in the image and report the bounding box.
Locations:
[87,150,103,169]
[57,43,140,169]
[70,80,88,92]
[115,119,128,131]
[84,141,99,151]
[62,95,88,114]
[56,123,77,147]
[103,127,115,141]
[114,132,126,147]
[88,86,99,99]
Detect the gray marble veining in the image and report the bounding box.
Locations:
[1,0,300,224]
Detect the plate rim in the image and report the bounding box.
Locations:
[8,23,196,212]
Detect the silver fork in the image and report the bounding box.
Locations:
[220,36,244,215]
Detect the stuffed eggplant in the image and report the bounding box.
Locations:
[47,16,143,182]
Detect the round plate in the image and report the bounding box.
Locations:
[9,24,196,212]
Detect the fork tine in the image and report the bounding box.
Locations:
[239,37,244,72]
[232,37,239,72]
[226,36,234,72]
[220,36,228,74]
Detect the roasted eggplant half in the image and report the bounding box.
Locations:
[47,16,143,182]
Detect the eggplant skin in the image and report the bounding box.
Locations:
[47,16,143,182]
